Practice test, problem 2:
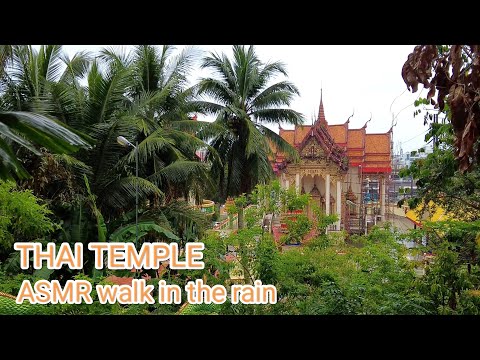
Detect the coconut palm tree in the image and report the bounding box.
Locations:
[194,45,303,200]
[0,45,212,244]
[69,45,214,242]
[0,45,91,180]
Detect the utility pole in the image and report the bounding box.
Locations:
[410,174,414,198]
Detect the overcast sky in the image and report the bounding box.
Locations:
[61,45,429,154]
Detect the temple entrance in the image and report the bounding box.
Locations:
[301,174,328,221]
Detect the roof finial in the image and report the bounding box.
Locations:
[317,87,326,125]
[362,112,372,129]
[346,108,354,124]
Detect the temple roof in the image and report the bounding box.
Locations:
[275,96,391,174]
[328,124,348,144]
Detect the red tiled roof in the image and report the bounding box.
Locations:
[275,99,391,174]
[328,124,347,144]
[347,129,365,148]
[365,133,390,154]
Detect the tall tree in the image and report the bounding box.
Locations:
[195,45,302,200]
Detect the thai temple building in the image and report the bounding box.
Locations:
[272,92,393,234]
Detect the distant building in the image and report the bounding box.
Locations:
[390,143,433,202]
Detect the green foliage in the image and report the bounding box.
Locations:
[0,111,92,181]
[83,174,106,243]
[255,235,278,284]
[110,220,180,243]
[179,302,220,315]
[283,187,310,211]
[251,180,282,215]
[270,226,431,315]
[418,245,473,313]
[0,180,55,254]
[244,206,260,228]
[234,193,247,208]
[285,214,311,245]
[234,193,247,229]
[311,201,338,234]
[225,203,238,216]
[401,125,478,221]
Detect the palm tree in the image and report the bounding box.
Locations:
[0,45,212,245]
[194,45,303,201]
[51,45,212,245]
[0,45,91,180]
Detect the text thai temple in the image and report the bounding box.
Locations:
[272,92,392,234]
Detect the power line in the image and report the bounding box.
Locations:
[389,88,408,114]
[401,129,429,144]
[392,88,426,122]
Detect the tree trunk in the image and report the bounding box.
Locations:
[448,291,457,311]
[238,206,244,229]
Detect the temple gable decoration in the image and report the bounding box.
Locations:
[297,124,348,172]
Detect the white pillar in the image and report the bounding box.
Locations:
[336,180,342,230]
[285,180,289,189]
[381,177,386,218]
[295,173,300,194]
[325,174,330,216]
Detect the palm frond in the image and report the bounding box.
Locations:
[89,118,136,190]
[257,124,300,161]
[102,176,164,209]
[0,137,30,180]
[52,153,92,176]
[197,78,236,105]
[86,59,131,125]
[171,119,225,141]
[188,99,225,116]
[245,119,268,158]
[60,50,92,84]
[251,108,304,126]
[201,51,237,90]
[39,45,64,82]
[162,199,209,231]
[163,45,199,89]
[149,160,210,186]
[132,45,161,93]
[250,81,300,111]
[0,111,92,153]
[98,46,133,69]
[110,220,179,242]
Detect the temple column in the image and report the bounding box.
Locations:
[381,176,386,218]
[325,174,330,216]
[295,173,300,194]
[336,180,342,230]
